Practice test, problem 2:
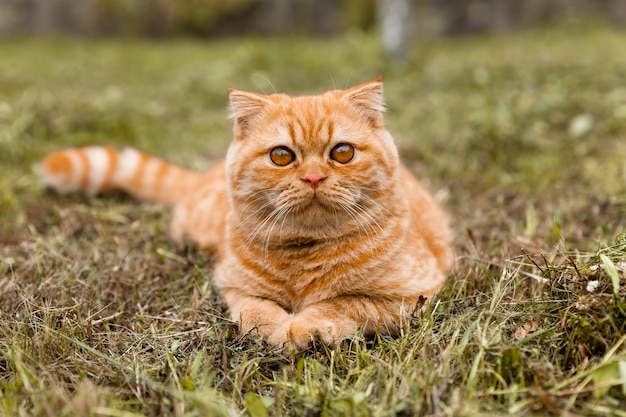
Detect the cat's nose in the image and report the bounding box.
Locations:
[302,174,326,190]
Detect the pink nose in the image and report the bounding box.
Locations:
[302,174,326,190]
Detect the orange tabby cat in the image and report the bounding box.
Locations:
[40,78,453,350]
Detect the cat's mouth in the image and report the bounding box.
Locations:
[289,189,336,213]
[307,191,331,210]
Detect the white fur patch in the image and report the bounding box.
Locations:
[116,148,142,184]
[84,147,111,194]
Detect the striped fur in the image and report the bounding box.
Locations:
[40,147,203,204]
[41,78,453,350]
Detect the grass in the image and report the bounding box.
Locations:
[1,22,625,416]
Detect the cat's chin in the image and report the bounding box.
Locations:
[291,201,350,231]
[290,194,328,212]
[301,197,335,215]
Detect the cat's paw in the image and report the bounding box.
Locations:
[236,304,290,338]
[268,316,340,351]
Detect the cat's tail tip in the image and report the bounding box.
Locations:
[40,146,117,195]
[40,148,88,194]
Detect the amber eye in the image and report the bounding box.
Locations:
[269,146,296,166]
[330,143,355,164]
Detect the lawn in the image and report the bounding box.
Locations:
[1,22,625,416]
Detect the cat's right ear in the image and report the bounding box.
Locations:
[228,89,271,139]
[342,77,385,128]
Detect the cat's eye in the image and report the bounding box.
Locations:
[330,143,355,164]
[269,146,296,166]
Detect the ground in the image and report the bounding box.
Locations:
[0,22,625,416]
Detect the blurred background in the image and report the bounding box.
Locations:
[1,0,626,54]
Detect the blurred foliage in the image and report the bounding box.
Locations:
[342,0,376,30]
[95,0,257,35]
[1,0,624,38]
[89,0,376,37]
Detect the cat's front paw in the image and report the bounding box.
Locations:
[236,303,290,339]
[267,316,341,351]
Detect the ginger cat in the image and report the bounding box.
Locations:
[40,78,453,350]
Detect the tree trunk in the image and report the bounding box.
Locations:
[378,0,414,60]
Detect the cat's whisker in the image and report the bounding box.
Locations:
[252,74,278,95]
[245,199,295,256]
[238,189,275,214]
[336,199,374,241]
[337,184,396,223]
[344,73,353,89]
[352,202,386,236]
[237,188,290,228]
[340,205,368,239]
[349,207,380,239]
[358,193,396,220]
[327,71,336,90]
[264,205,292,260]
[245,204,286,249]
[239,199,275,226]
[336,195,386,239]
[277,206,296,249]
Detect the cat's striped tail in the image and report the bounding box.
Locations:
[40,146,203,205]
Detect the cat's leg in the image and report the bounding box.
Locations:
[220,288,290,339]
[267,296,414,350]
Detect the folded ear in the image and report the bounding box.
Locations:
[342,76,385,127]
[228,89,272,138]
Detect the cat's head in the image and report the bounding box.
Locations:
[225,78,400,240]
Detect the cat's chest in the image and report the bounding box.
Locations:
[218,218,407,310]
[240,242,394,310]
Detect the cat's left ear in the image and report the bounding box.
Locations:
[343,76,385,127]
[228,89,272,138]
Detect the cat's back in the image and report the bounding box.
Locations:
[398,165,454,273]
[170,160,230,251]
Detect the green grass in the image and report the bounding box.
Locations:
[1,22,626,416]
